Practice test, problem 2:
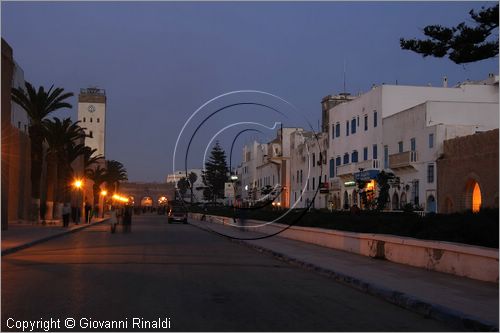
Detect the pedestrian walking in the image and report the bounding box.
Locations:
[110,206,118,233]
[62,203,71,227]
[84,201,92,224]
[123,205,132,233]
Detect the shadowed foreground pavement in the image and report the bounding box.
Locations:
[2,214,457,331]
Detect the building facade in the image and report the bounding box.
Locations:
[327,76,499,212]
[166,169,204,202]
[2,38,32,228]
[78,88,107,157]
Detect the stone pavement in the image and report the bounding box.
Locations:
[1,218,108,255]
[190,218,499,332]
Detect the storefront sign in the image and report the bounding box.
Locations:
[354,170,379,182]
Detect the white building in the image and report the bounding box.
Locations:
[236,127,303,207]
[166,169,204,202]
[327,75,499,212]
[77,88,107,157]
[383,99,499,212]
[11,62,28,133]
[289,131,329,209]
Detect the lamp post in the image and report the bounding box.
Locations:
[100,190,107,218]
[73,179,83,224]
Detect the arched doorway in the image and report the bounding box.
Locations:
[392,192,399,210]
[343,191,349,210]
[465,179,482,212]
[444,197,453,214]
[426,195,436,213]
[141,196,153,213]
[400,192,407,209]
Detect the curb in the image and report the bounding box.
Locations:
[1,219,109,256]
[190,220,499,332]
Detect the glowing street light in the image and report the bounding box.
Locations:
[73,179,83,189]
[101,190,108,196]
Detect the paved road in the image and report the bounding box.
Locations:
[2,214,457,331]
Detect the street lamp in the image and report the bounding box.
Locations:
[100,190,108,218]
[73,179,83,224]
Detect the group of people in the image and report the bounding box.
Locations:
[110,204,133,233]
[60,201,95,227]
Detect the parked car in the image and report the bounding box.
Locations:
[168,205,187,224]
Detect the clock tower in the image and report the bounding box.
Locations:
[77,87,107,157]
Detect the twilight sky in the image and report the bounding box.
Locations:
[2,1,498,182]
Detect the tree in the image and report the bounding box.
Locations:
[202,142,228,202]
[187,171,198,203]
[11,82,74,221]
[177,177,190,200]
[43,117,86,217]
[86,165,107,208]
[400,4,498,64]
[375,171,394,211]
[105,160,128,193]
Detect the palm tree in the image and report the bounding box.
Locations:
[43,118,86,218]
[85,165,107,208]
[105,160,128,193]
[11,82,74,221]
[83,146,104,172]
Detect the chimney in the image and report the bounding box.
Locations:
[443,76,448,88]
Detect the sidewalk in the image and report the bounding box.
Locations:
[190,219,499,331]
[1,218,108,256]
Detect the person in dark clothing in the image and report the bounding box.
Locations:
[62,203,71,227]
[84,201,92,224]
[123,205,132,233]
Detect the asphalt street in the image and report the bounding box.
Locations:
[1,214,457,331]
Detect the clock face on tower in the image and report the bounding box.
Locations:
[88,105,96,113]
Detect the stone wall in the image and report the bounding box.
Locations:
[437,129,499,213]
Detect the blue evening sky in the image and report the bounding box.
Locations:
[2,1,498,182]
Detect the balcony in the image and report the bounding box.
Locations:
[389,151,418,169]
[356,159,380,171]
[336,163,356,177]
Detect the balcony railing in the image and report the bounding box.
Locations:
[356,159,380,171]
[389,151,418,169]
[336,163,356,177]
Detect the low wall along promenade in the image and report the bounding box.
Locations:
[190,213,499,283]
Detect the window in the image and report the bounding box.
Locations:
[357,116,360,127]
[343,153,349,164]
[336,156,341,166]
[412,180,420,205]
[398,141,403,153]
[97,118,100,123]
[89,130,93,138]
[351,151,358,163]
[300,170,303,183]
[17,121,21,129]
[346,121,349,136]
[373,111,378,127]
[312,153,316,166]
[312,177,315,190]
[335,123,340,137]
[410,138,416,151]
[83,117,86,122]
[331,124,335,140]
[297,170,299,184]
[373,144,378,160]
[364,115,368,131]
[363,147,368,161]
[351,119,356,134]
[429,133,434,148]
[329,159,335,178]
[384,145,388,168]
[427,164,435,183]
[90,118,93,123]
